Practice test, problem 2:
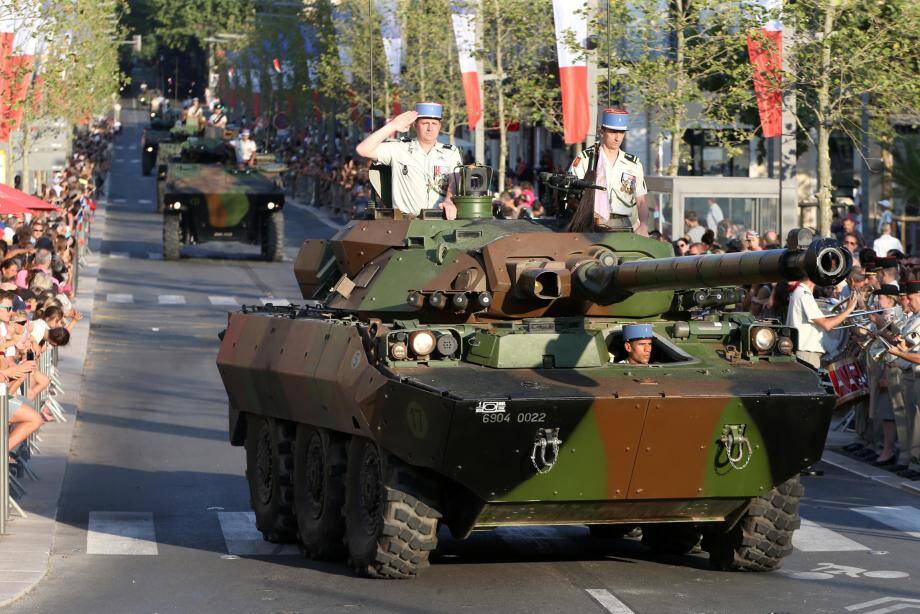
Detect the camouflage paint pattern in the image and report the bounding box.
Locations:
[217,220,848,530]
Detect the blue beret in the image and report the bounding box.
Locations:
[601,108,629,131]
[623,323,653,341]
[415,102,443,119]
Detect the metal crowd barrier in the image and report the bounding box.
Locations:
[1,342,64,532]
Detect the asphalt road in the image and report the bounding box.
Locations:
[6,111,920,614]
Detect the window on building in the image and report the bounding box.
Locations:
[681,130,751,177]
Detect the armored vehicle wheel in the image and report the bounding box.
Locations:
[294,425,347,560]
[344,438,441,579]
[641,524,702,555]
[703,476,802,572]
[261,213,284,262]
[163,214,181,260]
[244,415,298,543]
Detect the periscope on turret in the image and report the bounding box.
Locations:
[216,168,852,579]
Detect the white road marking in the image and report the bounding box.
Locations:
[138,199,152,204]
[106,293,134,304]
[585,589,635,614]
[793,519,870,552]
[86,511,158,555]
[108,252,130,259]
[130,158,140,163]
[260,297,290,306]
[114,158,125,163]
[847,597,920,613]
[851,506,920,538]
[208,296,238,306]
[217,512,299,556]
[157,294,186,305]
[111,198,126,204]
[148,252,163,260]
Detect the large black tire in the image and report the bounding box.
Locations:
[703,476,802,571]
[641,524,702,555]
[261,212,284,262]
[293,425,347,560]
[588,525,636,539]
[163,214,181,260]
[244,416,298,543]
[344,438,441,579]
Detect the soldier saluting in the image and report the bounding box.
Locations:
[568,108,649,235]
[356,102,462,220]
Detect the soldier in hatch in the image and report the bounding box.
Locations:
[617,323,654,365]
[355,102,462,220]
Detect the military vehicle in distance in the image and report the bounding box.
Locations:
[161,139,284,261]
[216,169,851,579]
[155,141,185,212]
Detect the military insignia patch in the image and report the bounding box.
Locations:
[572,156,581,168]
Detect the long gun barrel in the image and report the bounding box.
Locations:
[573,238,852,306]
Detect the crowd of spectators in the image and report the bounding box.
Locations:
[3,120,107,465]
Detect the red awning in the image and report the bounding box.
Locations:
[0,183,59,211]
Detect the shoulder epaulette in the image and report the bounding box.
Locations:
[441,143,455,150]
[398,135,412,142]
[623,152,638,163]
[583,145,597,155]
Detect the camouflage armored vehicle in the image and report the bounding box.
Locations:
[161,139,284,261]
[216,170,851,578]
[155,141,186,212]
[140,129,173,176]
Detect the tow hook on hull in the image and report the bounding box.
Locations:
[719,424,753,470]
[531,428,562,474]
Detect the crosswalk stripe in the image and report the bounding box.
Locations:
[585,589,635,614]
[148,252,163,260]
[209,296,238,306]
[86,511,158,555]
[217,512,299,556]
[260,297,290,306]
[108,252,130,259]
[158,294,186,305]
[138,199,152,204]
[793,519,870,552]
[106,293,133,304]
[851,505,920,538]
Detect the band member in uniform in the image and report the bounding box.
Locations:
[886,279,920,479]
[568,109,649,235]
[356,102,463,220]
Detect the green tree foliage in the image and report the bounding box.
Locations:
[124,0,254,54]
[603,0,760,177]
[782,0,920,235]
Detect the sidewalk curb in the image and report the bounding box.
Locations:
[822,449,920,497]
[0,183,109,608]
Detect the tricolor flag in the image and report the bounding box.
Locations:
[552,0,589,144]
[375,0,401,115]
[249,66,261,118]
[451,3,481,130]
[747,0,782,138]
[0,3,40,141]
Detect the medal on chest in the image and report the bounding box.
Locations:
[620,172,636,195]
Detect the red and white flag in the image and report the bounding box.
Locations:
[0,3,40,141]
[748,0,782,138]
[552,0,589,144]
[451,3,481,130]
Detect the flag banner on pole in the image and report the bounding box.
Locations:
[552,0,589,144]
[451,3,481,130]
[748,0,782,138]
[0,3,40,140]
[376,0,401,114]
[250,66,261,118]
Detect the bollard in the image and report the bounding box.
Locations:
[1,383,8,534]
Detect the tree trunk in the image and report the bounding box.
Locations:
[815,1,836,237]
[447,31,456,147]
[666,0,686,177]
[495,0,506,192]
[20,122,30,194]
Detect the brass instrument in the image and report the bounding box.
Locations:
[865,308,911,364]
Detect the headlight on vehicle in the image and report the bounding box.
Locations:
[150,112,155,118]
[146,146,154,152]
[751,327,777,352]
[171,201,181,210]
[409,330,436,357]
[776,336,794,355]
[266,201,276,210]
[389,341,408,361]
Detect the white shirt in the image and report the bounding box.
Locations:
[375,139,463,216]
[786,284,827,353]
[686,225,706,243]
[706,202,724,230]
[231,139,257,165]
[569,147,647,226]
[872,233,903,256]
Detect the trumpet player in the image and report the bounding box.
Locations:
[884,280,920,480]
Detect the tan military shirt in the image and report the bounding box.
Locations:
[376,138,463,216]
[569,146,647,227]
